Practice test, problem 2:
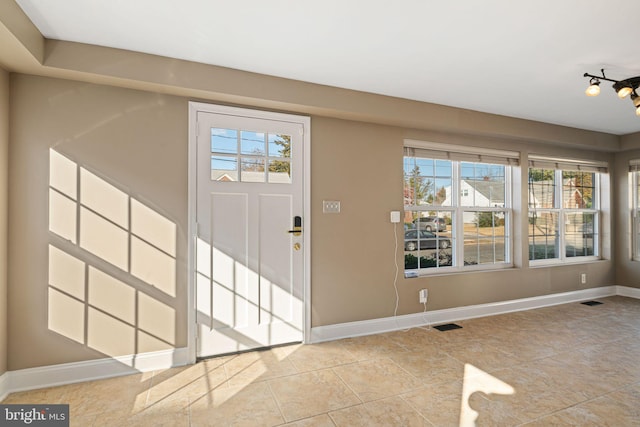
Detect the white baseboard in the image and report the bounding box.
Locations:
[310,286,621,343]
[5,347,188,395]
[616,285,640,299]
[0,372,9,402]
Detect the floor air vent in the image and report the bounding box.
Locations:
[581,300,603,306]
[434,323,463,332]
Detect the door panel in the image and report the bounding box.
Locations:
[259,194,293,325]
[195,108,304,358]
[211,192,248,329]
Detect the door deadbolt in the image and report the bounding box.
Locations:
[288,215,302,236]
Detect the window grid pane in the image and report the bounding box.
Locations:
[528,211,558,260]
[211,128,238,155]
[460,162,506,208]
[404,211,454,270]
[463,211,507,265]
[562,171,595,209]
[565,212,596,257]
[528,168,556,209]
[403,158,452,207]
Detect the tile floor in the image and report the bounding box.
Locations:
[4,296,640,426]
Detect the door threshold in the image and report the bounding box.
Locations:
[196,341,303,362]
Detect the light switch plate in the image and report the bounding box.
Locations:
[323,200,341,213]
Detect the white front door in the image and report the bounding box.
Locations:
[192,104,307,358]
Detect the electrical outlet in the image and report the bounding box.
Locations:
[419,289,428,303]
[580,273,587,284]
[390,211,400,223]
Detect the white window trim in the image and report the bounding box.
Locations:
[631,160,640,261]
[528,167,602,265]
[403,140,516,275]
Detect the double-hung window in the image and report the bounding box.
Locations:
[631,160,640,260]
[403,141,518,274]
[528,156,606,263]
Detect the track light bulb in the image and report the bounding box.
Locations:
[618,87,633,98]
[613,80,635,98]
[631,92,640,116]
[585,79,600,96]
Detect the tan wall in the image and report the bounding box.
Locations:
[9,74,188,370]
[0,68,8,375]
[310,117,616,326]
[8,73,619,370]
[613,148,640,288]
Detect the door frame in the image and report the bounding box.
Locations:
[186,102,311,364]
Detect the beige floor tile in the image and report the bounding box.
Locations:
[441,340,518,372]
[2,386,73,404]
[268,369,360,422]
[338,333,409,361]
[487,333,559,362]
[482,365,587,422]
[329,396,430,427]
[146,364,228,405]
[332,358,423,402]
[282,413,336,427]
[390,350,465,386]
[64,376,151,418]
[402,370,522,426]
[523,394,640,426]
[91,410,190,427]
[286,341,357,372]
[69,414,97,427]
[401,381,467,426]
[607,381,640,407]
[383,327,449,353]
[464,392,526,426]
[528,354,620,398]
[224,348,299,387]
[189,382,284,427]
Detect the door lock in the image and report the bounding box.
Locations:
[288,215,302,236]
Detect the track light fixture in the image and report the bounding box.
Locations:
[584,69,640,115]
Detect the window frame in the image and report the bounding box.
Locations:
[631,160,640,261]
[528,157,606,266]
[403,141,517,275]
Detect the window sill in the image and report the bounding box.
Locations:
[405,263,514,278]
[529,257,603,268]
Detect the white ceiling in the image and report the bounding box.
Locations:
[15,0,640,135]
